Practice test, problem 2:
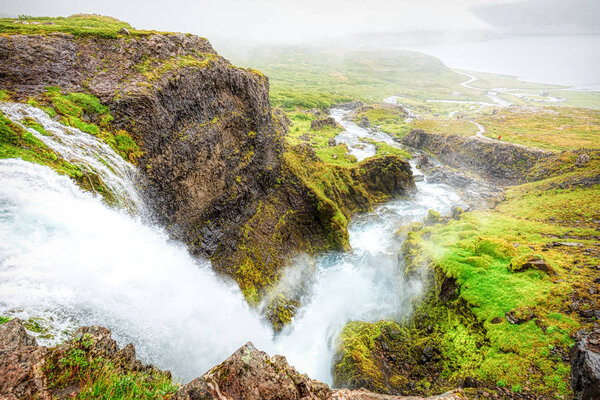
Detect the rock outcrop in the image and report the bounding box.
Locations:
[175,341,465,400]
[402,130,550,184]
[0,319,169,399]
[0,319,466,400]
[570,328,600,400]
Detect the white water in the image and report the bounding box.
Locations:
[0,102,143,212]
[330,108,408,161]
[0,105,465,384]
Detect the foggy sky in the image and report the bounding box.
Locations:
[1,0,597,43]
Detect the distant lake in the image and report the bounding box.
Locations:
[399,35,600,90]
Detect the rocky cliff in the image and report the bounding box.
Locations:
[0,17,415,302]
[401,129,550,184]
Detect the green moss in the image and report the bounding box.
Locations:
[0,316,12,324]
[0,14,172,38]
[0,110,83,178]
[34,87,142,162]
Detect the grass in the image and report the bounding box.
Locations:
[0,109,83,178]
[30,87,142,162]
[44,333,178,399]
[476,107,600,151]
[0,14,170,39]
[134,53,218,81]
[285,110,357,167]
[221,45,487,109]
[414,155,599,397]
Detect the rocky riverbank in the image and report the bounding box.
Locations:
[0,318,466,400]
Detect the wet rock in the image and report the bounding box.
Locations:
[416,154,432,171]
[334,100,364,110]
[575,153,590,168]
[0,319,165,400]
[358,116,370,128]
[451,206,463,220]
[0,319,48,400]
[311,117,338,130]
[570,328,600,400]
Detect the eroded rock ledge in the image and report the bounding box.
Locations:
[0,319,464,400]
[401,129,550,184]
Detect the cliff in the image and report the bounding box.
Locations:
[0,15,415,302]
[401,129,550,184]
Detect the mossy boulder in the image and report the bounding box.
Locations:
[508,254,556,275]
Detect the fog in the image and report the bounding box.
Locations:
[2,0,598,43]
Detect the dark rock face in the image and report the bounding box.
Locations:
[311,117,339,130]
[0,33,283,261]
[571,328,600,400]
[402,130,550,184]
[0,33,417,294]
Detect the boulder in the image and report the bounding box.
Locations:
[0,319,48,400]
[175,342,331,400]
[311,117,338,130]
[570,328,600,400]
[508,254,556,276]
[505,306,534,324]
[357,116,370,128]
[329,137,337,146]
[118,27,131,36]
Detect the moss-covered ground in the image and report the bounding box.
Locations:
[335,151,600,398]
[0,14,172,38]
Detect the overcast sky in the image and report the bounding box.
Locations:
[1,0,598,42]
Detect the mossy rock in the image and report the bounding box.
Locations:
[508,254,556,275]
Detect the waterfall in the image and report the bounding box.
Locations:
[0,102,143,213]
[0,103,465,383]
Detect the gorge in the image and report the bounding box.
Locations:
[1,13,599,400]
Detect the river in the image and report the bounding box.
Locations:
[0,102,464,384]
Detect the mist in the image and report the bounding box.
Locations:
[3,0,597,44]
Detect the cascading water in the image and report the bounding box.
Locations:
[0,104,465,384]
[0,102,143,213]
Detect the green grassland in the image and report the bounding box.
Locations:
[476,107,600,151]
[0,14,172,38]
[220,45,486,109]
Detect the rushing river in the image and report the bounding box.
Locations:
[0,103,464,384]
